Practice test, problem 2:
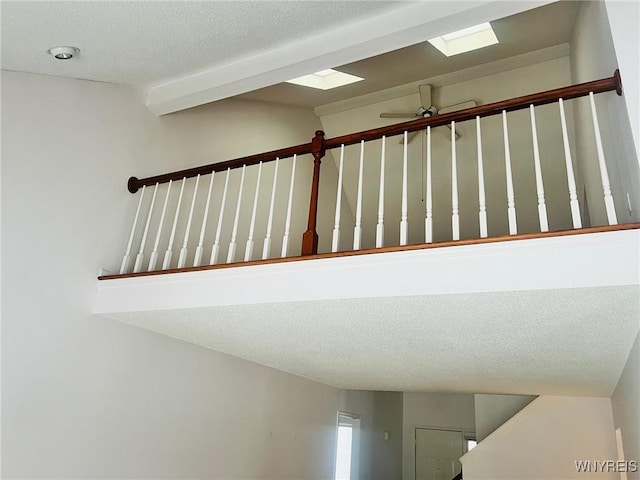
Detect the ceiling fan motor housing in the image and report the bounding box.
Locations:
[418,106,438,117]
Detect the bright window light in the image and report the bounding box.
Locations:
[335,425,353,480]
[428,22,498,57]
[286,68,364,90]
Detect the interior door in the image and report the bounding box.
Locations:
[415,428,464,480]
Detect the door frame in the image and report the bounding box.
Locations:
[413,426,476,480]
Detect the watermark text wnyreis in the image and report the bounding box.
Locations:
[575,460,638,473]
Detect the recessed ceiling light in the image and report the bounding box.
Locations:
[428,23,498,57]
[48,46,80,60]
[286,68,364,90]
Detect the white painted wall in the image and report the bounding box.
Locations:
[570,0,640,226]
[461,396,619,480]
[474,394,536,442]
[371,391,404,480]
[402,392,476,480]
[0,70,350,478]
[604,0,640,163]
[318,56,577,248]
[611,332,640,478]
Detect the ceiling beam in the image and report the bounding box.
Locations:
[145,0,557,115]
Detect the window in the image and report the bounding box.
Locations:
[428,22,499,57]
[334,412,360,480]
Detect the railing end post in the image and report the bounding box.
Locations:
[128,176,140,194]
[614,69,622,96]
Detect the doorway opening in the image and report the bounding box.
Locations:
[415,427,475,480]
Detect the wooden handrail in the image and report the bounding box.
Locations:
[128,70,621,193]
[124,70,622,257]
[323,69,622,149]
[128,141,314,193]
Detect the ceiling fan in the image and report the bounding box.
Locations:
[379,84,477,143]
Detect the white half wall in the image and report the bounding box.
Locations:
[461,396,619,479]
[474,394,536,442]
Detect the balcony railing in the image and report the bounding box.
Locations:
[100,70,639,280]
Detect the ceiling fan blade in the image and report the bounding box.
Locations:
[443,124,460,141]
[380,112,419,119]
[435,100,476,141]
[418,83,432,109]
[437,100,477,115]
[398,130,420,144]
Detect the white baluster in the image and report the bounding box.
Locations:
[244,162,263,261]
[149,180,172,271]
[120,185,146,274]
[209,168,230,265]
[332,145,345,253]
[262,158,280,260]
[425,127,433,243]
[133,182,159,273]
[451,122,460,241]
[177,174,201,268]
[193,172,215,267]
[558,98,582,228]
[503,111,518,235]
[589,92,618,225]
[400,131,409,245]
[162,177,186,270]
[476,117,488,238]
[529,105,549,232]
[376,136,386,248]
[353,140,365,250]
[281,155,297,258]
[227,165,246,263]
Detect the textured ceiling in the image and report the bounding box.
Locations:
[0,1,404,86]
[0,1,578,111]
[239,1,579,107]
[109,286,639,396]
[96,230,640,395]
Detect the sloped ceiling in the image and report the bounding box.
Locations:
[239,1,579,108]
[0,1,568,114]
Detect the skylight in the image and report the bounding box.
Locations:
[428,22,499,57]
[286,68,364,90]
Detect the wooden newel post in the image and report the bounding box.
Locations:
[301,130,326,255]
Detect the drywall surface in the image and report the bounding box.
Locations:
[604,0,640,162]
[474,394,536,442]
[402,392,475,480]
[570,0,640,226]
[1,70,347,479]
[611,332,640,479]
[461,396,618,479]
[371,391,404,480]
[318,56,576,248]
